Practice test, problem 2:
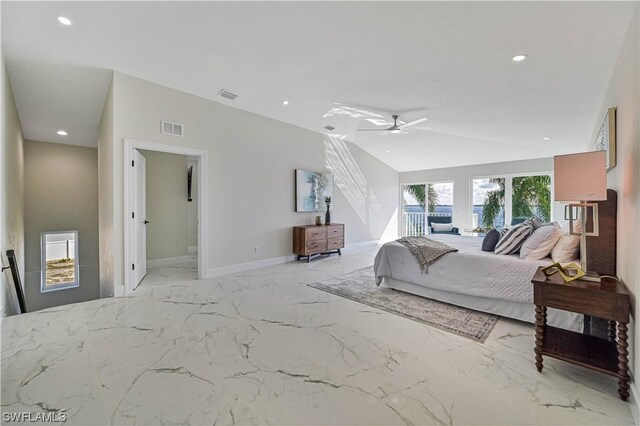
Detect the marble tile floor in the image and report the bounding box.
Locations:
[1,245,634,425]
[141,252,199,285]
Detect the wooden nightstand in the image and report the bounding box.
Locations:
[531,267,631,400]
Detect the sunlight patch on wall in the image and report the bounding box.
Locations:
[323,135,395,240]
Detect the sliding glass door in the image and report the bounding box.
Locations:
[401,182,454,236]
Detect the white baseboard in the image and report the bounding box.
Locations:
[345,239,380,250]
[631,383,639,425]
[147,255,190,268]
[207,254,297,278]
[206,239,380,279]
[188,246,198,253]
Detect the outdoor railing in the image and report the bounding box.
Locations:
[402,212,427,237]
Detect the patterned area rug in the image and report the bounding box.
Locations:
[309,266,498,343]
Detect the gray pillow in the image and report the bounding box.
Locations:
[482,228,507,251]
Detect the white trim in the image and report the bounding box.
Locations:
[207,240,380,278]
[345,239,380,250]
[208,255,298,278]
[188,246,198,253]
[123,138,208,295]
[147,255,191,268]
[114,285,125,297]
[631,384,639,426]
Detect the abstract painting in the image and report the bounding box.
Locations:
[295,169,334,212]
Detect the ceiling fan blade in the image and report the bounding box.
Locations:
[397,117,428,129]
[357,127,393,132]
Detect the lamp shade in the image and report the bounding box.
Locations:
[554,151,607,201]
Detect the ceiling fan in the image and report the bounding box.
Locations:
[357,114,428,134]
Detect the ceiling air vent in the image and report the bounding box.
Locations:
[161,120,184,137]
[324,125,336,131]
[217,89,238,101]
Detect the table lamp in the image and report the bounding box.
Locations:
[553,151,607,282]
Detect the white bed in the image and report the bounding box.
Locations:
[374,234,584,332]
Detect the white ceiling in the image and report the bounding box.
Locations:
[2,1,635,171]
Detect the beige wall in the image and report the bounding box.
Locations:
[23,140,100,311]
[400,157,564,231]
[589,6,640,412]
[1,59,25,316]
[99,72,399,293]
[98,76,114,297]
[187,159,198,249]
[139,150,188,262]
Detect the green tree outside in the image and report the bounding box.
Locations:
[481,176,551,228]
[405,184,439,213]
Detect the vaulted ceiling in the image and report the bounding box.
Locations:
[2,1,635,171]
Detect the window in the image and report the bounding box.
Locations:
[512,175,552,223]
[472,174,552,229]
[41,231,79,292]
[472,178,505,228]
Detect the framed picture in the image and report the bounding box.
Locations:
[592,107,616,172]
[295,169,333,212]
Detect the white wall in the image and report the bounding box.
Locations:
[589,6,639,416]
[98,76,114,297]
[400,158,563,231]
[139,149,188,262]
[23,140,100,311]
[1,58,25,316]
[99,72,399,293]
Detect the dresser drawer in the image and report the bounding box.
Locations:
[306,227,326,241]
[327,225,344,238]
[327,237,344,250]
[306,239,327,254]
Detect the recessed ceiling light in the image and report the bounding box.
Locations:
[543,137,551,141]
[282,100,289,106]
[386,150,391,154]
[56,16,72,26]
[511,54,528,62]
[56,130,68,136]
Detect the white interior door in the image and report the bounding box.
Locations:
[132,149,147,289]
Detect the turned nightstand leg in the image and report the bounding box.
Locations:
[534,305,546,372]
[608,320,617,342]
[617,322,630,401]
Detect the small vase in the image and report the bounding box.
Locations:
[325,205,331,225]
[315,216,322,226]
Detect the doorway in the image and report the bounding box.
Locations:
[123,139,207,294]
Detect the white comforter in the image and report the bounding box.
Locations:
[373,234,553,304]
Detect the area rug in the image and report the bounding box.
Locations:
[309,266,498,343]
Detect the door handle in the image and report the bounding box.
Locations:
[144,220,150,224]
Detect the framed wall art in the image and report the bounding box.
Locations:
[295,169,334,212]
[592,107,616,172]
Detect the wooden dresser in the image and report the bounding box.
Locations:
[293,224,344,262]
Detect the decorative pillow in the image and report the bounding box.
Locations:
[494,222,534,255]
[540,221,561,228]
[527,217,544,229]
[431,223,453,232]
[520,225,562,260]
[551,225,580,262]
[481,228,508,251]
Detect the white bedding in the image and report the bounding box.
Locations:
[374,234,553,305]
